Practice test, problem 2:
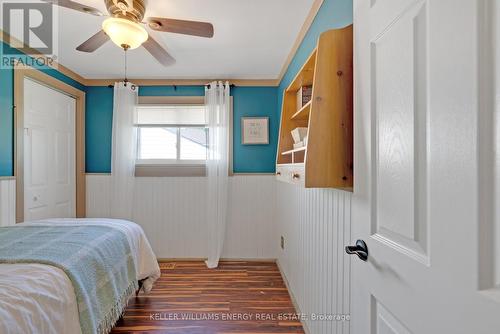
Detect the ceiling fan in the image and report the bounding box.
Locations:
[42,0,214,66]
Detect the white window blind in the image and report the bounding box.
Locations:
[136,105,206,126]
[135,105,208,165]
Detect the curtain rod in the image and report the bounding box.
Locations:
[107,83,236,89]
[205,83,235,89]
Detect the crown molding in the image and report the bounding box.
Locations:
[83,78,280,87]
[1,0,323,88]
[0,30,87,85]
[276,0,324,84]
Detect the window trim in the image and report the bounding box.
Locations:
[136,159,206,165]
[138,96,205,105]
[135,96,233,177]
[135,164,207,177]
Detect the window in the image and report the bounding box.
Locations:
[135,105,208,165]
[134,96,233,177]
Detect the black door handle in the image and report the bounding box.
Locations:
[345,240,368,261]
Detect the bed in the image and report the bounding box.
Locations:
[0,218,161,334]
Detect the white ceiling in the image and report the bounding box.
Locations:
[52,0,315,80]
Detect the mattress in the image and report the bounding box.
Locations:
[0,218,161,334]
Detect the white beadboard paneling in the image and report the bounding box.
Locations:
[87,173,351,334]
[223,175,277,259]
[134,177,209,258]
[86,174,276,259]
[0,179,16,226]
[86,175,112,218]
[276,181,351,334]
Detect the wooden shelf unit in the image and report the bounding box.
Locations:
[276,25,353,189]
[291,100,312,120]
[286,49,317,93]
[281,147,307,155]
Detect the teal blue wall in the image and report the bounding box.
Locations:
[0,65,13,176]
[85,85,278,173]
[140,85,205,97]
[85,86,113,173]
[278,0,353,107]
[232,87,278,173]
[0,42,86,176]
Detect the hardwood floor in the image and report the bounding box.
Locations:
[111,261,305,334]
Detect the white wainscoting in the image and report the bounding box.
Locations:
[276,181,351,334]
[224,175,277,259]
[0,178,16,227]
[87,174,352,333]
[86,174,277,259]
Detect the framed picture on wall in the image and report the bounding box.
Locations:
[241,117,269,145]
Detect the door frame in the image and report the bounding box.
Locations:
[14,64,86,222]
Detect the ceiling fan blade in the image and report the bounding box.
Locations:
[142,36,176,67]
[41,0,104,16]
[76,30,109,52]
[147,17,214,38]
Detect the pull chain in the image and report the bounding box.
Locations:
[121,44,135,90]
[123,46,128,87]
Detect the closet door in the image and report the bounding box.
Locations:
[23,78,76,221]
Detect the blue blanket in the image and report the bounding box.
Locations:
[0,225,138,334]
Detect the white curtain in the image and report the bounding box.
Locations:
[205,81,230,268]
[110,82,138,220]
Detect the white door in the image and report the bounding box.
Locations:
[351,0,500,333]
[24,78,76,221]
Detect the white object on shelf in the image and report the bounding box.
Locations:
[291,127,308,144]
[293,141,304,149]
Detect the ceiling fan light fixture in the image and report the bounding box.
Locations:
[102,17,148,50]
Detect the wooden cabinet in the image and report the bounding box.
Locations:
[276,25,353,190]
[276,164,306,187]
